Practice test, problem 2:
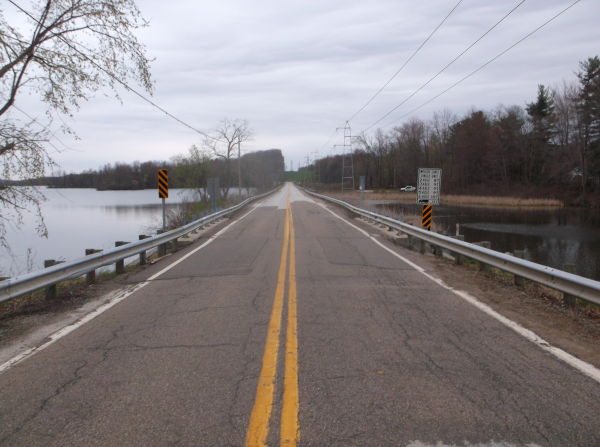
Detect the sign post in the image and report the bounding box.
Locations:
[417,168,441,231]
[207,178,220,213]
[158,169,168,230]
[360,176,365,209]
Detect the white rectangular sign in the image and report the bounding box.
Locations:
[417,168,442,205]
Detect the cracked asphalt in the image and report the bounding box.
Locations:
[1,183,600,446]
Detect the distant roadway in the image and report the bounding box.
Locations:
[1,183,599,446]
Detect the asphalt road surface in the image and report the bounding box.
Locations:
[1,183,600,446]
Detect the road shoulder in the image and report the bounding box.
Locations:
[303,190,600,370]
[0,201,261,368]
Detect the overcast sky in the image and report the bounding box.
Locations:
[7,0,600,173]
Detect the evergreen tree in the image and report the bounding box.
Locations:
[575,56,600,200]
[525,85,556,184]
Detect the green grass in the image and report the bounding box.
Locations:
[285,171,313,182]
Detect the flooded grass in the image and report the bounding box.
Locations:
[443,195,563,207]
[327,190,563,207]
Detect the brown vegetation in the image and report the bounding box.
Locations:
[326,190,562,207]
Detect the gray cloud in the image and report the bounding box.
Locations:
[8,0,599,172]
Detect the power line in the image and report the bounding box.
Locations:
[361,0,528,133]
[6,0,219,141]
[12,105,78,154]
[379,0,581,130]
[347,0,464,123]
[318,0,464,160]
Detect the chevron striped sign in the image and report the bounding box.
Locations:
[158,169,168,199]
[422,204,432,231]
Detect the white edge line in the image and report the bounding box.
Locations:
[317,202,600,384]
[0,198,271,374]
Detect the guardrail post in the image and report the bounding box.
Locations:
[115,241,130,274]
[138,235,150,265]
[181,218,190,238]
[563,264,578,308]
[172,235,179,253]
[513,250,526,287]
[85,249,102,284]
[44,260,58,299]
[404,223,414,249]
[157,230,167,256]
[434,231,445,257]
[450,235,464,265]
[479,241,491,272]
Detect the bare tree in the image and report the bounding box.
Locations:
[0,0,153,252]
[202,118,254,198]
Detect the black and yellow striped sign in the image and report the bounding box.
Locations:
[158,169,168,199]
[422,204,432,230]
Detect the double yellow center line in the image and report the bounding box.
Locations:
[245,188,300,447]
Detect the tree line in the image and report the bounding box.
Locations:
[29,148,284,196]
[302,56,600,204]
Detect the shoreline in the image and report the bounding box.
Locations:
[325,190,564,208]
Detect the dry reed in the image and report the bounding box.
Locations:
[326,190,563,207]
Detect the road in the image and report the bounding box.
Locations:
[1,183,600,446]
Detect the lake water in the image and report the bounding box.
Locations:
[386,203,600,282]
[1,188,248,276]
[5,189,599,282]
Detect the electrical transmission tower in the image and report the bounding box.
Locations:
[313,150,320,184]
[338,121,354,191]
[303,155,310,186]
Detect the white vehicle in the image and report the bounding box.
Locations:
[401,186,416,192]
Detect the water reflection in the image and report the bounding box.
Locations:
[389,203,600,281]
[2,188,200,275]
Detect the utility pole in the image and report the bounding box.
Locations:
[313,150,320,184]
[238,140,242,198]
[338,121,354,192]
[303,155,309,186]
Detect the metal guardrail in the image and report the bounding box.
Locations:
[0,187,283,303]
[302,189,600,306]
